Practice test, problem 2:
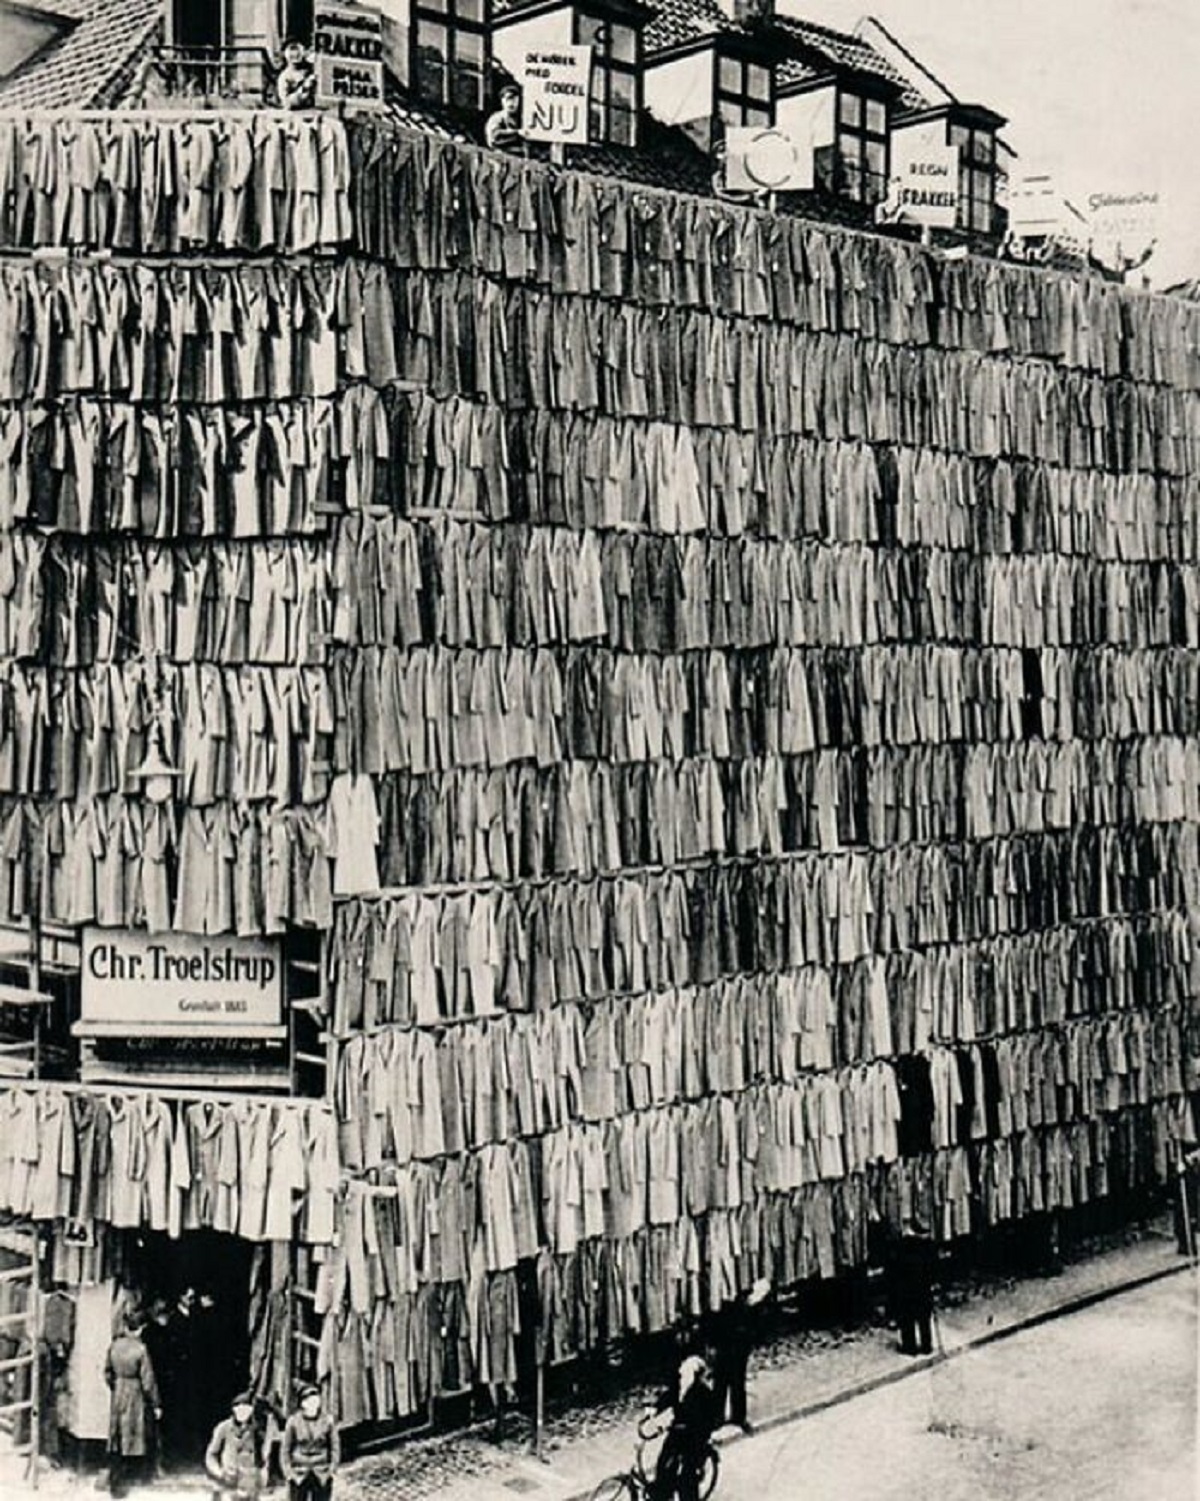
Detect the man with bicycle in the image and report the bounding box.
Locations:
[646,1354,720,1501]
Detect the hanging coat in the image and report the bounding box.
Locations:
[104,1332,160,1457]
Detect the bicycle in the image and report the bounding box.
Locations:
[590,1410,720,1501]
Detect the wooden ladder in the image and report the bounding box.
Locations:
[0,1221,42,1490]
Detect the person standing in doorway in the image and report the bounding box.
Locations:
[281,1385,340,1501]
[709,1278,770,1433]
[104,1317,161,1498]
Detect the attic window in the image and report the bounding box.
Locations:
[951,121,996,234]
[836,88,888,205]
[574,13,640,148]
[414,0,488,109]
[716,55,771,128]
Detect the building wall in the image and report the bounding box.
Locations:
[492,6,575,79]
[775,82,835,151]
[0,111,1196,1440]
[644,46,713,137]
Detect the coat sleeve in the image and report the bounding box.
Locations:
[140,1345,161,1411]
[205,1422,227,1481]
[104,1344,115,1389]
[279,1416,296,1480]
[328,1416,341,1473]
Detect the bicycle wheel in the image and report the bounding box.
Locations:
[590,1474,638,1501]
[698,1447,721,1500]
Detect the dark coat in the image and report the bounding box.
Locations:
[105,1333,160,1457]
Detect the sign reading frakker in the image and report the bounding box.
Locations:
[878,140,959,229]
[314,0,386,106]
[79,929,283,1037]
[521,47,592,145]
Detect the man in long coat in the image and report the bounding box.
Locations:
[104,1318,161,1497]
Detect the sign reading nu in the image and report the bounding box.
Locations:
[521,47,592,146]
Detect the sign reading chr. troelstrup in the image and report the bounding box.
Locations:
[81,929,283,1035]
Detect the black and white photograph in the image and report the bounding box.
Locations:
[0,0,1194,1497]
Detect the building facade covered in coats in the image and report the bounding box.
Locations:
[0,0,1196,1477]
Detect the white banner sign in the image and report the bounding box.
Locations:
[880,142,959,228]
[521,46,592,145]
[1088,189,1159,264]
[724,126,813,193]
[81,930,283,1034]
[314,0,385,106]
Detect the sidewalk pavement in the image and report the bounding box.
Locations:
[1,1220,1189,1501]
[342,1219,1191,1501]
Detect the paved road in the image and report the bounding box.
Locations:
[720,1273,1197,1501]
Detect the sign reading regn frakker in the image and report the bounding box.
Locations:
[521,46,592,145]
[314,0,385,105]
[878,140,959,229]
[80,929,283,1035]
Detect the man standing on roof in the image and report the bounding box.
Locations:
[485,84,526,152]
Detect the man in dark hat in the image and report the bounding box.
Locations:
[890,1218,937,1356]
[104,1316,161,1498]
[281,1385,339,1501]
[205,1392,266,1501]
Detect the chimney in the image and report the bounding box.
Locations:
[715,0,774,23]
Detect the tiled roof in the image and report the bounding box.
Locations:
[644,0,739,56]
[772,12,924,105]
[574,112,713,192]
[0,0,163,110]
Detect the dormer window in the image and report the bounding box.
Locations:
[716,54,772,127]
[414,0,488,109]
[952,121,996,233]
[836,87,888,204]
[574,13,640,146]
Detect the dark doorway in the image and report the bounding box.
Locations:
[117,1229,254,1473]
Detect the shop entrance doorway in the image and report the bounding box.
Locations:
[117,1229,254,1474]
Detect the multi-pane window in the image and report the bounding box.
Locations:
[836,89,888,204]
[574,14,638,147]
[716,54,771,128]
[414,0,487,110]
[951,122,996,234]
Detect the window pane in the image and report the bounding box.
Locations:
[718,55,742,93]
[610,103,635,146]
[745,103,771,126]
[864,139,886,177]
[838,91,861,127]
[971,168,992,201]
[415,23,447,99]
[973,130,994,165]
[865,98,886,135]
[456,0,484,21]
[949,122,968,150]
[589,99,604,141]
[747,62,770,101]
[574,13,602,47]
[610,23,636,64]
[718,95,744,126]
[611,67,635,109]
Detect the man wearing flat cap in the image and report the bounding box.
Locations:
[282,1385,340,1501]
[205,1392,266,1500]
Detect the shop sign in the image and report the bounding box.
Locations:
[521,47,592,145]
[879,141,959,229]
[314,0,386,106]
[724,126,813,193]
[80,930,283,1037]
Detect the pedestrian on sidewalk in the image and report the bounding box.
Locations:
[281,1385,340,1501]
[104,1317,161,1498]
[890,1219,936,1357]
[205,1392,267,1500]
[708,1278,771,1433]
